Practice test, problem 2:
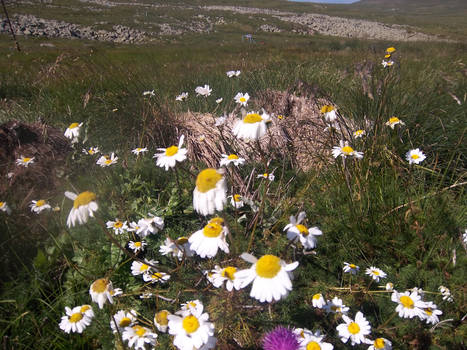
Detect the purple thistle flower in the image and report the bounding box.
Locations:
[262,326,300,350]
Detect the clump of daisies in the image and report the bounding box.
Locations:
[391,288,443,324]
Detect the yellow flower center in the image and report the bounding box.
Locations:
[347,322,360,335]
[203,223,223,237]
[176,237,189,245]
[349,264,357,269]
[151,272,163,280]
[312,293,322,300]
[165,145,178,156]
[73,191,96,208]
[227,154,239,160]
[386,47,396,53]
[119,317,131,327]
[424,307,433,316]
[188,301,197,308]
[195,168,222,193]
[104,159,112,165]
[182,315,200,334]
[221,266,237,280]
[306,341,321,350]
[400,295,414,309]
[133,325,146,337]
[374,338,386,349]
[155,310,169,325]
[372,270,380,276]
[331,305,340,312]
[0,202,4,206]
[80,305,91,313]
[69,123,80,129]
[411,154,420,159]
[255,255,281,278]
[35,200,46,207]
[88,149,95,154]
[243,113,262,124]
[233,194,242,202]
[69,313,83,323]
[277,115,284,120]
[239,97,246,103]
[355,130,364,136]
[389,117,399,124]
[320,105,334,113]
[384,54,391,58]
[139,263,149,272]
[295,224,309,236]
[134,241,142,247]
[114,221,123,228]
[91,278,108,293]
[263,173,268,178]
[209,217,224,225]
[341,146,354,154]
[22,157,31,162]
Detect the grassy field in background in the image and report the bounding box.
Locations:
[0,1,466,349]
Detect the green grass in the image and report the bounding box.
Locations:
[0,6,466,350]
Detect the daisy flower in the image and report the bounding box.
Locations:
[179,300,204,315]
[439,285,453,302]
[139,292,153,299]
[30,200,51,214]
[391,290,427,319]
[382,60,394,68]
[82,146,99,155]
[385,116,405,129]
[332,140,363,159]
[154,135,188,171]
[16,155,35,167]
[235,253,299,303]
[143,271,171,284]
[106,218,128,235]
[386,47,396,53]
[226,70,241,77]
[208,265,242,291]
[311,293,326,308]
[110,288,123,297]
[78,304,94,319]
[154,310,171,333]
[367,338,392,350]
[65,191,98,227]
[385,283,394,292]
[188,218,229,258]
[110,309,137,333]
[283,212,323,250]
[135,215,164,238]
[233,111,270,140]
[354,129,366,138]
[64,122,83,143]
[320,105,338,123]
[168,302,216,350]
[229,194,244,209]
[219,153,245,167]
[365,267,387,282]
[234,92,250,106]
[143,90,155,96]
[262,326,299,350]
[215,115,227,126]
[215,97,223,104]
[195,84,212,97]
[96,152,118,167]
[122,325,158,350]
[59,306,93,334]
[131,259,158,276]
[0,201,11,214]
[132,147,148,155]
[257,172,275,181]
[420,301,442,324]
[89,278,114,309]
[406,148,426,164]
[193,168,227,216]
[159,236,194,260]
[299,331,334,350]
[343,262,360,275]
[176,92,188,101]
[128,240,147,253]
[324,297,349,314]
[336,311,371,346]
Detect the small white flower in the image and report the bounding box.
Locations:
[299,330,334,350]
[110,288,123,297]
[208,265,242,291]
[135,215,164,238]
[226,70,241,78]
[132,147,148,155]
[154,135,188,171]
[385,116,405,129]
[143,271,171,284]
[311,293,326,308]
[367,337,392,350]
[110,309,137,333]
[139,292,153,299]
[332,140,363,159]
[354,129,366,138]
[143,90,155,96]
[215,97,223,104]
[65,191,98,227]
[406,148,426,165]
[420,301,442,325]
[59,305,93,334]
[64,122,83,143]
[215,115,227,126]
[320,105,338,123]
[82,146,99,155]
[188,217,229,258]
[193,168,227,216]
[234,92,250,106]
[176,92,188,101]
[131,259,158,276]
[385,282,394,291]
[159,236,193,260]
[233,111,270,140]
[106,218,128,235]
[283,211,322,250]
[229,194,244,209]
[0,201,11,215]
[257,172,275,181]
[122,325,158,350]
[336,311,371,346]
[324,297,349,314]
[391,290,427,319]
[16,155,35,167]
[365,267,387,282]
[382,60,394,68]
[438,285,453,302]
[219,153,245,167]
[343,262,360,275]
[154,310,171,333]
[195,84,212,97]
[96,153,118,167]
[30,200,51,214]
[89,278,114,309]
[128,240,147,253]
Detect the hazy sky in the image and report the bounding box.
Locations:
[290,0,360,3]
